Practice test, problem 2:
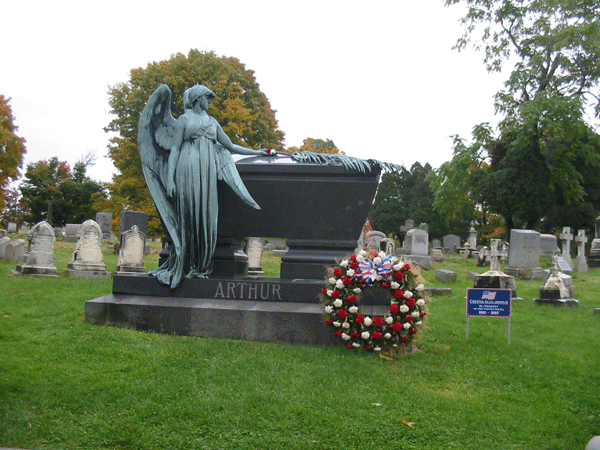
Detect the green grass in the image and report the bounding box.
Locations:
[1,241,599,449]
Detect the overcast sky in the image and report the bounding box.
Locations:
[3,0,509,183]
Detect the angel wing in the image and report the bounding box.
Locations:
[214,143,261,210]
[137,85,181,255]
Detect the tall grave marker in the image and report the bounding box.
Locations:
[12,221,58,276]
[505,229,542,279]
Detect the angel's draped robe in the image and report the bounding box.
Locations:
[151,114,220,287]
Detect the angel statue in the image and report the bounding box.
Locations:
[138,84,275,288]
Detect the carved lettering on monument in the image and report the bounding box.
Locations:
[214,282,282,300]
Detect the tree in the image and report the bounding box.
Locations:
[287,137,344,154]
[369,163,449,240]
[0,95,27,212]
[19,157,106,225]
[441,0,600,233]
[105,49,285,235]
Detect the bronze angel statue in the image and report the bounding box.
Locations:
[138,84,275,288]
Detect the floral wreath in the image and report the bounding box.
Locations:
[320,250,428,353]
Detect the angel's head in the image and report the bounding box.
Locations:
[184,85,216,111]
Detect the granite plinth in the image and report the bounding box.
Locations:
[533,297,579,307]
[587,254,600,268]
[65,269,111,278]
[86,274,392,345]
[473,271,519,299]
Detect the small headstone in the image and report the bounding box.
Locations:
[5,239,26,263]
[533,264,579,307]
[0,229,6,238]
[431,247,445,261]
[18,224,30,234]
[574,229,588,272]
[66,219,110,278]
[7,222,17,233]
[443,234,460,254]
[246,237,264,275]
[432,239,441,249]
[13,221,58,276]
[117,225,146,273]
[586,436,600,450]
[418,223,428,233]
[0,236,11,259]
[477,246,489,267]
[380,238,395,255]
[435,269,456,283]
[95,212,113,240]
[543,269,574,297]
[120,210,148,239]
[400,228,432,269]
[365,231,385,251]
[539,234,557,256]
[461,243,471,259]
[467,271,479,280]
[405,219,414,229]
[54,227,65,239]
[65,224,81,242]
[505,229,542,279]
[552,255,573,275]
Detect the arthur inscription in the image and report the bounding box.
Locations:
[214,281,282,301]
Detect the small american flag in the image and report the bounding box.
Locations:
[482,291,496,300]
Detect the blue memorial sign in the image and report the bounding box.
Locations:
[467,289,512,317]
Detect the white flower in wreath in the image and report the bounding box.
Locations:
[384,333,392,339]
[363,317,373,326]
[404,290,413,299]
[335,279,344,289]
[349,306,359,314]
[342,322,350,329]
[361,331,370,340]
[342,333,351,340]
[400,305,409,313]
[378,251,387,258]
[391,282,400,290]
[416,283,425,291]
[385,316,394,324]
[416,321,422,325]
[328,277,337,284]
[340,260,349,268]
[417,299,426,307]
[353,287,362,294]
[327,289,333,297]
[393,263,402,271]
[376,275,383,281]
[324,305,333,314]
[356,254,364,263]
[373,256,382,265]
[352,342,361,348]
[403,323,411,329]
[359,250,368,257]
[333,299,343,307]
[412,311,420,318]
[393,344,398,348]
[333,321,341,327]
[374,347,382,352]
[346,269,355,277]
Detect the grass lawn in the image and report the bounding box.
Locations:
[1,236,599,449]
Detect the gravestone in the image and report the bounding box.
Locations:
[418,223,428,233]
[18,224,30,234]
[539,234,557,256]
[474,238,518,298]
[246,237,264,275]
[432,239,441,249]
[0,229,6,238]
[117,225,146,273]
[574,229,588,273]
[588,216,600,268]
[365,231,385,250]
[543,269,574,297]
[65,224,81,242]
[66,219,110,278]
[552,255,573,275]
[400,228,432,269]
[533,264,579,307]
[54,227,65,239]
[380,238,395,255]
[5,239,26,263]
[0,236,11,259]
[461,243,471,259]
[435,269,456,283]
[431,247,445,262]
[120,210,148,239]
[505,229,542,279]
[95,212,113,240]
[559,227,574,264]
[13,221,58,276]
[7,222,17,233]
[443,234,460,254]
[477,246,489,267]
[468,225,477,249]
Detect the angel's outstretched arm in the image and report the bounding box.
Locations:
[215,121,271,156]
[166,116,186,197]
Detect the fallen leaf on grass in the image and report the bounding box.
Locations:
[401,420,416,427]
[444,346,451,351]
[372,403,382,407]
[379,353,394,361]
